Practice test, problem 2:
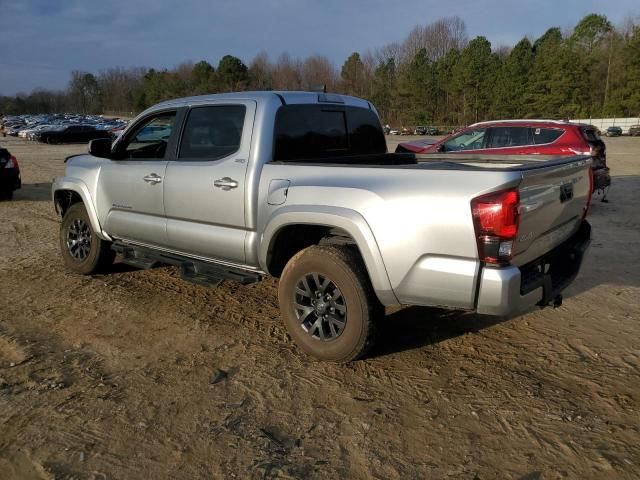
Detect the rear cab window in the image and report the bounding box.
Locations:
[273,104,386,162]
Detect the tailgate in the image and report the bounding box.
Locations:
[512,156,591,266]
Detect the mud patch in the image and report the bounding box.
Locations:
[0,335,27,367]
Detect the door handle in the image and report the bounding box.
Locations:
[143,173,162,184]
[214,177,238,190]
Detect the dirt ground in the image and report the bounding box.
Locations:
[0,134,639,480]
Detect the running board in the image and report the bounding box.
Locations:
[111,242,262,286]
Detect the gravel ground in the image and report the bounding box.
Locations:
[0,134,639,479]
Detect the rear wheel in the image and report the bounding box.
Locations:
[59,203,114,274]
[278,245,382,362]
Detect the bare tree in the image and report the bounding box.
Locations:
[68,70,101,113]
[377,16,468,67]
[249,51,272,90]
[271,53,303,90]
[373,42,404,66]
[97,67,145,114]
[426,16,468,60]
[301,54,338,91]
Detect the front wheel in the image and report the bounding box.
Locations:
[59,203,115,274]
[278,245,382,362]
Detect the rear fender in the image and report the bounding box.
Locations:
[260,205,398,305]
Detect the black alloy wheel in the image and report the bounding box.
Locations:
[294,273,347,341]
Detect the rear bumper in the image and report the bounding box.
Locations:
[476,221,591,316]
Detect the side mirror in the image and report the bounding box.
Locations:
[88,138,112,158]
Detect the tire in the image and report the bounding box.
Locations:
[0,190,13,201]
[278,245,383,362]
[59,203,115,274]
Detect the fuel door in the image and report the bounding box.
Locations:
[267,179,290,206]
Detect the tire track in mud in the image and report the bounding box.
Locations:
[1,137,640,478]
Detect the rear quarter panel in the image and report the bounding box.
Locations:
[258,163,522,308]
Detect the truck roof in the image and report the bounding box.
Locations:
[151,91,372,111]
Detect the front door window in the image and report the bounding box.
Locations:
[116,112,176,159]
[442,128,487,152]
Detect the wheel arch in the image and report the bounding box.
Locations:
[52,178,111,241]
[260,206,397,305]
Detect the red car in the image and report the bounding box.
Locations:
[396,120,611,193]
[0,147,21,200]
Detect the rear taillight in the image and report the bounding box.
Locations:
[471,189,520,265]
[583,168,594,219]
[4,155,17,169]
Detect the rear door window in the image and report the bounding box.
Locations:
[530,127,564,145]
[179,105,246,160]
[486,127,531,148]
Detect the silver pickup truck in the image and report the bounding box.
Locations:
[52,92,592,361]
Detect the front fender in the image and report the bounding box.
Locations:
[52,176,112,241]
[260,205,398,305]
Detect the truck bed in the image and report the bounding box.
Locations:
[270,152,591,171]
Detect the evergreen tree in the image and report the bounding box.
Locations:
[493,38,534,118]
[192,60,216,94]
[370,58,396,123]
[397,48,437,124]
[434,47,462,126]
[529,28,587,118]
[217,55,249,92]
[341,53,365,96]
[610,26,640,116]
[455,36,499,123]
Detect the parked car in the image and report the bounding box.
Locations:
[629,125,640,136]
[0,147,21,200]
[38,125,111,144]
[400,127,413,135]
[605,126,622,137]
[53,92,592,362]
[5,124,26,136]
[396,119,611,193]
[1,114,129,143]
[414,126,439,135]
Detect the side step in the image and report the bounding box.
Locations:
[111,242,262,287]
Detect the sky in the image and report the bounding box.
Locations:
[0,0,638,96]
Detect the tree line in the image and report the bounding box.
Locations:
[1,14,639,127]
